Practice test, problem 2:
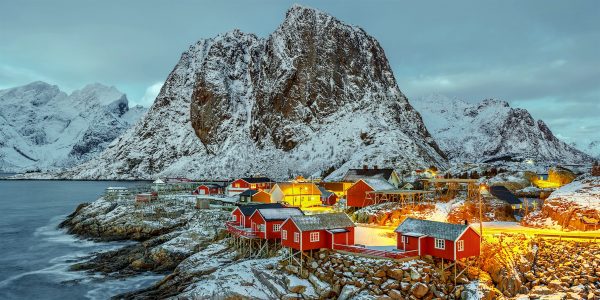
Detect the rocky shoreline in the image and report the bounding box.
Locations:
[60,196,600,299]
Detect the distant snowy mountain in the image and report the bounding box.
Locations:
[64,5,447,180]
[412,94,592,164]
[0,81,146,172]
[576,141,600,159]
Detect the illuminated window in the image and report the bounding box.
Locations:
[251,184,256,189]
[434,238,445,250]
[457,240,464,252]
[273,224,281,232]
[282,230,287,240]
[234,183,240,188]
[294,232,299,243]
[310,232,320,242]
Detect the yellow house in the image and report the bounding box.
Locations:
[270,182,322,208]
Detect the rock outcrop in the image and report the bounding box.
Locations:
[523,175,600,230]
[63,5,446,180]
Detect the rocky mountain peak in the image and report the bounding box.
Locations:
[413,94,592,164]
[0,82,146,172]
[66,5,447,180]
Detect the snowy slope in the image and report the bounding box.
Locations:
[0,81,146,172]
[412,94,592,164]
[576,141,600,159]
[64,5,447,180]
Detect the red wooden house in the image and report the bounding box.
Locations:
[318,186,338,206]
[192,183,223,195]
[227,177,275,196]
[230,203,284,228]
[346,178,395,207]
[249,208,304,239]
[281,213,355,251]
[395,218,480,260]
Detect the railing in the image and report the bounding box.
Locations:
[225,221,258,238]
[333,244,418,260]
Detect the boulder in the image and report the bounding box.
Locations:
[387,289,403,300]
[387,268,404,281]
[411,282,429,298]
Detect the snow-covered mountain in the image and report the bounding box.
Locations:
[64,5,447,180]
[576,141,600,159]
[0,81,146,172]
[412,94,592,164]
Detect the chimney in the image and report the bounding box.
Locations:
[363,165,368,170]
[464,220,469,225]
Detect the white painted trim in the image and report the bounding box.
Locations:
[434,238,446,250]
[418,236,425,256]
[309,232,320,242]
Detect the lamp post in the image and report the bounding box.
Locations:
[478,183,487,241]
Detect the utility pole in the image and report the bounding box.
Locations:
[479,183,486,242]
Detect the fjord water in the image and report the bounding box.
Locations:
[0,179,160,299]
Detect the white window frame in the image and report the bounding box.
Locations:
[457,240,464,252]
[294,232,299,243]
[231,215,237,221]
[434,238,445,250]
[402,235,408,244]
[273,224,281,232]
[259,224,265,232]
[282,230,287,240]
[310,232,320,242]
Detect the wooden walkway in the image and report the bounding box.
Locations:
[333,244,418,261]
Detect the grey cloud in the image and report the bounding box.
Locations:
[0,0,598,146]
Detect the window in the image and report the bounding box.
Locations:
[457,240,464,252]
[282,230,287,240]
[273,224,281,232]
[402,235,408,244]
[434,238,445,250]
[251,184,256,189]
[259,224,265,232]
[234,183,240,188]
[310,232,320,242]
[231,215,237,221]
[294,232,299,243]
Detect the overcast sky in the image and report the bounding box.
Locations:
[1,0,598,146]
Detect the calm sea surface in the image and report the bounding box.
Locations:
[0,179,162,300]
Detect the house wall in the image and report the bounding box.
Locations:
[389,172,401,188]
[270,185,284,204]
[231,208,243,226]
[284,194,321,208]
[300,230,328,250]
[331,227,355,246]
[346,180,374,207]
[322,194,338,206]
[420,236,455,260]
[396,233,420,252]
[249,213,266,238]
[252,191,272,203]
[455,227,481,260]
[281,220,301,250]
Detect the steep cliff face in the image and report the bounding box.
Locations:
[0,81,145,172]
[412,94,592,164]
[66,5,446,180]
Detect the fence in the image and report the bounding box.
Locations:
[333,244,418,260]
[226,221,258,238]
